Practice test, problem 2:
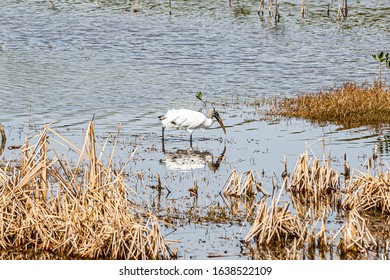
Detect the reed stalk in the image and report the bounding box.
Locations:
[0,123,5,156]
[133,0,140,12]
[258,0,265,17]
[268,0,273,17]
[275,0,280,22]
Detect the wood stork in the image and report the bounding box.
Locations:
[158,108,226,147]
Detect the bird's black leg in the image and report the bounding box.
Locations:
[190,132,193,148]
[162,127,165,141]
[162,127,165,152]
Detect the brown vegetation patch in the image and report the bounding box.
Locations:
[271,83,390,128]
[342,167,390,214]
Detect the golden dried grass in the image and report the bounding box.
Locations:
[342,165,390,214]
[221,169,269,199]
[0,121,174,259]
[244,184,307,247]
[287,149,340,197]
[244,200,306,246]
[271,83,390,128]
[335,208,377,255]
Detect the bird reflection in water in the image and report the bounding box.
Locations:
[160,145,226,172]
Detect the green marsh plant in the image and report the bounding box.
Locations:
[372,51,390,88]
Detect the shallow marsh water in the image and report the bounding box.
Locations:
[0,0,390,259]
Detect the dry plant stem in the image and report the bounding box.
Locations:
[258,0,265,16]
[133,0,140,13]
[275,0,280,22]
[0,123,6,156]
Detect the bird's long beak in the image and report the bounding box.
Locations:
[215,114,226,135]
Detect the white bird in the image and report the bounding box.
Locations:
[158,108,226,147]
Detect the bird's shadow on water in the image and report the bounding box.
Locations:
[160,143,227,172]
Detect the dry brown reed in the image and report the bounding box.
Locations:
[271,83,390,128]
[287,148,341,197]
[0,123,5,156]
[0,121,174,260]
[244,195,306,247]
[257,0,265,16]
[335,208,377,256]
[342,165,390,214]
[337,0,348,20]
[221,169,269,199]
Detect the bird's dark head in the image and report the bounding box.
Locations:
[210,108,226,135]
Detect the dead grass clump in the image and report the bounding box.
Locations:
[335,208,377,256]
[244,199,306,246]
[287,149,341,198]
[0,121,174,260]
[221,169,269,199]
[271,83,390,128]
[341,167,390,214]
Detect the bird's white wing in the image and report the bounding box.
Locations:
[176,109,206,130]
[161,109,206,131]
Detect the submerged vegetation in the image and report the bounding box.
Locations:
[270,83,390,128]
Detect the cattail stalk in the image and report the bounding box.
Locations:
[275,0,280,22]
[0,123,6,156]
[258,0,265,17]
